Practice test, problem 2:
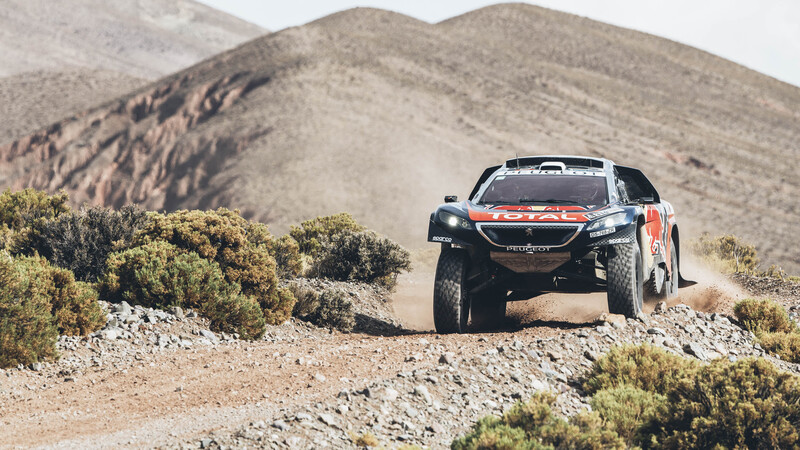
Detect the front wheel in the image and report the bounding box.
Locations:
[433,249,470,333]
[606,243,644,318]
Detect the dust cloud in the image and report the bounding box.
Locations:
[392,249,748,331]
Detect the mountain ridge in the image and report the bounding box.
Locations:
[1,4,798,271]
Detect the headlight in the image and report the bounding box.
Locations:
[438,211,472,230]
[587,212,628,231]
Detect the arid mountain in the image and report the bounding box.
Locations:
[0,0,264,79]
[1,5,798,271]
[0,0,265,143]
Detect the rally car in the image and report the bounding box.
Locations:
[428,155,680,333]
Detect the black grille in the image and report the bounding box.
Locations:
[480,225,579,247]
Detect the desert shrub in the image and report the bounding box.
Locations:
[313,230,411,288]
[0,254,59,368]
[269,235,303,278]
[100,241,265,339]
[694,233,759,274]
[28,205,149,282]
[590,385,665,445]
[583,344,698,395]
[733,298,797,335]
[0,188,71,253]
[289,212,366,257]
[13,256,105,336]
[133,208,293,324]
[197,291,266,340]
[351,431,380,448]
[641,357,800,449]
[759,332,800,363]
[453,392,624,450]
[308,288,355,331]
[0,188,71,232]
[287,282,321,318]
[0,252,105,368]
[453,416,535,450]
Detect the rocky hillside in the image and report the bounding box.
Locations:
[0,0,265,143]
[1,4,798,271]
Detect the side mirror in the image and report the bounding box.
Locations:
[639,196,655,204]
[444,195,458,203]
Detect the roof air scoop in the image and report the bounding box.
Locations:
[539,161,566,172]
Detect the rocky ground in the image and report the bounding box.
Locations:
[1,275,798,449]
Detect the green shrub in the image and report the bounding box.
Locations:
[0,188,71,233]
[453,416,535,450]
[0,188,71,254]
[733,298,797,335]
[313,230,411,288]
[583,344,698,395]
[133,208,293,324]
[100,241,265,339]
[454,392,624,450]
[693,233,759,273]
[12,256,105,336]
[0,252,104,368]
[759,332,800,363]
[590,385,665,445]
[289,212,366,257]
[641,357,800,449]
[197,291,266,340]
[29,205,149,282]
[309,288,355,331]
[0,254,59,368]
[102,241,230,308]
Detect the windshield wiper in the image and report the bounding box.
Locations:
[519,198,580,204]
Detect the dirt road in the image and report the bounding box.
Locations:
[0,255,750,448]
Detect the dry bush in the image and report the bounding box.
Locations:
[313,230,411,289]
[590,385,665,445]
[733,298,797,335]
[583,344,699,395]
[454,392,624,450]
[759,332,800,363]
[29,205,149,282]
[269,235,303,278]
[0,253,59,368]
[0,253,104,368]
[289,212,366,257]
[351,431,380,448]
[0,188,71,254]
[641,358,800,449]
[309,288,355,332]
[693,233,760,274]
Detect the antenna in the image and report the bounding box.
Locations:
[515,153,520,169]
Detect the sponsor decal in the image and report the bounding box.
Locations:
[468,205,588,222]
[589,228,615,238]
[431,236,452,243]
[606,237,634,245]
[508,246,551,252]
[583,207,624,221]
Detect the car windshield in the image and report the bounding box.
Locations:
[478,174,608,206]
